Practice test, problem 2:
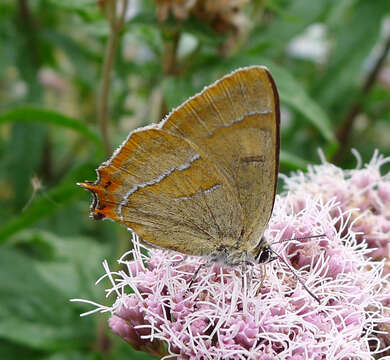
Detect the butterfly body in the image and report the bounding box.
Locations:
[80,66,280,266]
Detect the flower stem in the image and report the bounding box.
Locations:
[333,34,390,163]
[98,0,129,155]
[162,27,180,75]
[159,25,180,120]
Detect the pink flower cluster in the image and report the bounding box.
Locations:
[282,150,390,272]
[76,152,390,359]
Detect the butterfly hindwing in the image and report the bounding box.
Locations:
[163,66,280,251]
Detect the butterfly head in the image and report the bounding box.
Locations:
[252,237,275,264]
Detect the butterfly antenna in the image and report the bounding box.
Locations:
[270,248,321,304]
[271,234,325,245]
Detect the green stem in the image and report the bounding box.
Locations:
[333,34,390,163]
[98,0,129,156]
[162,27,180,75]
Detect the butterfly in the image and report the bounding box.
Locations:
[80,66,281,270]
[79,66,323,303]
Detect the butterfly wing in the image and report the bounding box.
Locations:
[80,126,243,255]
[80,66,279,255]
[163,66,280,251]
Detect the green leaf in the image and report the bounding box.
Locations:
[323,141,340,160]
[0,107,103,156]
[265,61,336,144]
[181,16,225,46]
[41,30,99,87]
[42,350,97,360]
[130,11,158,26]
[0,246,99,350]
[313,0,389,110]
[280,150,309,170]
[256,0,330,51]
[46,0,96,11]
[0,339,42,360]
[0,163,97,242]
[114,340,160,359]
[13,229,110,301]
[162,76,197,110]
[80,20,110,38]
[4,122,47,211]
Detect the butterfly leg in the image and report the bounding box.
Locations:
[256,264,266,296]
[247,262,255,290]
[240,261,247,289]
[241,253,256,292]
[187,262,205,291]
[255,254,278,296]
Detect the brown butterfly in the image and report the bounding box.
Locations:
[79,66,320,302]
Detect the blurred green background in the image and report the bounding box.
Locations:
[1,0,390,359]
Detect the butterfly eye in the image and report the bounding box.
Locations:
[253,237,274,264]
[255,247,273,264]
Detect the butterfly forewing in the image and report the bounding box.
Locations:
[82,127,243,256]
